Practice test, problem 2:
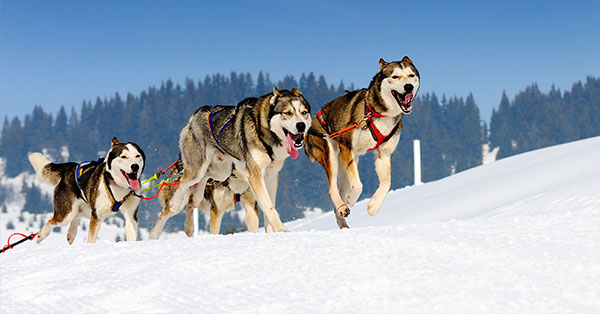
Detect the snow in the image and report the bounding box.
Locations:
[482,143,499,165]
[2,137,600,313]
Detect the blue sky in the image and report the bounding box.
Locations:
[1,0,599,123]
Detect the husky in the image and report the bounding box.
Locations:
[305,57,420,228]
[149,87,311,238]
[28,138,145,243]
[153,159,259,236]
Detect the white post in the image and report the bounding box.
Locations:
[193,207,199,235]
[413,139,423,185]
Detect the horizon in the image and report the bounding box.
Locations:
[2,0,599,123]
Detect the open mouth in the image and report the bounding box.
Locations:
[283,128,305,159]
[391,90,414,114]
[121,170,140,190]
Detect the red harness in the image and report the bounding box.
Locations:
[364,106,400,151]
[316,102,400,151]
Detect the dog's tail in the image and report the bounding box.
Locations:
[28,153,61,186]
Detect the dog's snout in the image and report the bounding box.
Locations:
[296,122,306,133]
[131,164,140,172]
[404,84,414,93]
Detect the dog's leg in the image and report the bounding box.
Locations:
[38,195,78,242]
[184,193,196,237]
[262,205,273,233]
[209,207,225,235]
[150,165,209,240]
[241,190,259,233]
[339,144,363,207]
[367,150,393,216]
[168,160,210,214]
[149,187,192,240]
[264,162,283,233]
[122,209,139,241]
[66,214,80,245]
[87,213,105,243]
[37,216,58,242]
[324,142,350,228]
[306,133,349,228]
[246,163,288,232]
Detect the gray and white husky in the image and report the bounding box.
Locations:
[149,87,311,238]
[154,159,258,236]
[305,57,420,228]
[29,137,145,243]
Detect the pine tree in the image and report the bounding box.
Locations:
[54,106,68,150]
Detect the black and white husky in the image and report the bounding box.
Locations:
[29,137,145,244]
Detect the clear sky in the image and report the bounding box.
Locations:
[1,0,599,123]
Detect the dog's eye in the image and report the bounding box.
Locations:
[135,155,141,158]
[120,156,127,159]
[392,76,399,79]
[301,111,308,115]
[408,74,415,78]
[283,112,292,116]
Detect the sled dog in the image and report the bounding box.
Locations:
[305,57,420,228]
[149,87,311,238]
[29,138,145,243]
[153,159,259,236]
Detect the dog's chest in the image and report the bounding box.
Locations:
[352,116,400,153]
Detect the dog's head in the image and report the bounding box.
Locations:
[372,56,420,115]
[269,87,312,159]
[105,137,145,191]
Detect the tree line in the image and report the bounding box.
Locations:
[489,76,600,159]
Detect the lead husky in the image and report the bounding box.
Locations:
[305,57,420,228]
[28,138,145,243]
[149,87,311,238]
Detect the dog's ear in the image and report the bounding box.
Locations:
[292,88,302,97]
[111,137,121,147]
[271,87,283,105]
[379,58,389,70]
[401,56,413,65]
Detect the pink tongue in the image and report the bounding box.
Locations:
[404,93,414,104]
[286,133,299,159]
[127,176,140,190]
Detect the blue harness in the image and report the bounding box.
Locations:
[75,160,101,203]
[75,159,129,212]
[207,109,234,146]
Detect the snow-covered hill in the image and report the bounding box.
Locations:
[1,137,599,313]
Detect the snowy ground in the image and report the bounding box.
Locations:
[2,137,600,313]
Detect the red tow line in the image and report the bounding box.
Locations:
[1,232,39,254]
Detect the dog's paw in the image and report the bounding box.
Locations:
[271,222,289,233]
[335,204,351,218]
[367,199,382,216]
[344,184,363,207]
[148,231,160,240]
[335,215,350,229]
